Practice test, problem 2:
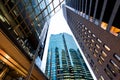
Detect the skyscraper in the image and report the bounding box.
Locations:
[0,0,64,79]
[63,0,120,80]
[45,33,93,80]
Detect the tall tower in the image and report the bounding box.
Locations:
[45,33,93,80]
[63,0,120,80]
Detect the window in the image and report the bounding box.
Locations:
[104,44,110,51]
[13,7,19,16]
[104,69,113,80]
[91,39,94,43]
[114,53,120,62]
[101,51,107,57]
[88,35,90,37]
[40,1,46,10]
[94,66,99,73]
[91,59,94,65]
[98,59,103,64]
[96,44,100,49]
[90,43,93,47]
[85,27,87,30]
[0,15,6,22]
[82,29,84,32]
[88,30,91,33]
[89,47,92,51]
[95,49,98,53]
[99,56,104,62]
[82,24,85,27]
[97,38,102,43]
[92,34,96,37]
[93,53,97,57]
[99,75,104,80]
[110,60,120,72]
[107,64,116,77]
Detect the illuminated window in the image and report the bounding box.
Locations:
[90,43,93,47]
[99,76,104,80]
[104,45,110,51]
[89,47,92,51]
[0,15,6,22]
[95,49,98,53]
[98,59,103,64]
[88,35,90,37]
[85,27,87,30]
[101,22,108,30]
[114,53,120,62]
[97,38,102,43]
[99,56,104,62]
[88,30,91,33]
[91,39,94,43]
[82,24,85,27]
[96,44,100,49]
[110,26,120,36]
[92,34,96,37]
[93,53,97,57]
[101,51,107,57]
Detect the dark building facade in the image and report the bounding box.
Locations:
[0,0,64,79]
[63,0,120,80]
[45,33,93,80]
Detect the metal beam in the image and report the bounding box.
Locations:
[85,0,88,18]
[99,0,108,26]
[88,0,92,19]
[106,0,120,31]
[25,41,41,80]
[93,0,98,22]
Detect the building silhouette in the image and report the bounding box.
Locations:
[0,0,64,79]
[63,0,120,80]
[45,33,93,80]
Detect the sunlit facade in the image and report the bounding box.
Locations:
[45,33,93,80]
[63,0,120,80]
[0,0,64,79]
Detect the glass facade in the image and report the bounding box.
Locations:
[0,0,65,59]
[0,0,65,79]
[45,33,93,80]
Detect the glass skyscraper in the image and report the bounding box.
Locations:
[0,0,64,79]
[45,33,93,80]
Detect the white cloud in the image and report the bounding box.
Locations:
[49,9,72,34]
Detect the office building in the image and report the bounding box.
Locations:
[63,0,120,80]
[0,0,64,79]
[45,33,93,80]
